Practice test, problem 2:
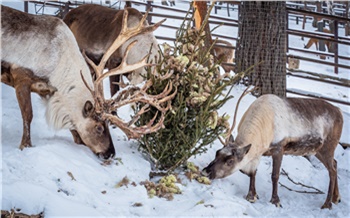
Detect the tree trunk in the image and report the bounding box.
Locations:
[193,1,212,48]
[236,1,286,97]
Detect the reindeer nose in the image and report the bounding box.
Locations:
[202,162,215,179]
[106,144,116,158]
[201,169,209,177]
[98,145,115,160]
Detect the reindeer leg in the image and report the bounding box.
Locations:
[107,57,122,97]
[245,169,259,203]
[270,150,283,208]
[12,71,33,150]
[315,151,336,209]
[241,158,260,203]
[332,159,341,204]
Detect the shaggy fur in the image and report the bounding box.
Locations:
[63,4,159,95]
[203,94,343,209]
[1,6,114,158]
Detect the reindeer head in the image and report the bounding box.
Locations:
[202,86,255,179]
[75,100,115,159]
[80,10,173,149]
[202,135,251,179]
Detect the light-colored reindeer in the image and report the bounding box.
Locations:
[203,94,343,209]
[1,6,172,159]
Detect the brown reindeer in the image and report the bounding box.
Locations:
[63,4,159,96]
[304,28,332,52]
[213,39,235,73]
[203,94,343,209]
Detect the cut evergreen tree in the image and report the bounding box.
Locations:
[136,7,244,172]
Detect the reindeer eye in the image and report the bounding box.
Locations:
[226,158,234,166]
[95,125,104,134]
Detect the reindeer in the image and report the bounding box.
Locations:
[63,4,159,96]
[304,28,332,52]
[203,94,343,209]
[1,5,115,158]
[1,6,172,159]
[213,39,235,73]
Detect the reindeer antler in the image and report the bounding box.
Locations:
[83,9,174,139]
[219,85,256,146]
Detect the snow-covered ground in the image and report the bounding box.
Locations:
[1,1,350,217]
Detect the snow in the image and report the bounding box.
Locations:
[1,1,350,217]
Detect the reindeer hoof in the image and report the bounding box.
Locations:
[246,193,259,203]
[321,202,332,210]
[270,198,282,208]
[19,143,32,150]
[332,195,341,204]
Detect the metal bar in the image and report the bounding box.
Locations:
[132,0,239,23]
[287,54,350,70]
[286,10,289,53]
[146,1,152,24]
[148,12,238,27]
[24,1,28,13]
[286,7,350,23]
[147,13,192,21]
[286,72,350,88]
[226,2,230,17]
[317,21,326,52]
[334,20,339,74]
[286,89,350,106]
[289,47,350,61]
[287,29,350,46]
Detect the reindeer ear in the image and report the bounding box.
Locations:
[229,135,235,143]
[83,100,94,118]
[225,134,235,147]
[241,144,252,155]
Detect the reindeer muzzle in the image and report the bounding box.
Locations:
[98,144,115,160]
[202,162,214,179]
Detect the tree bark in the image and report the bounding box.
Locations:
[193,1,213,48]
[236,1,286,97]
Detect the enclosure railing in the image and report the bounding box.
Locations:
[285,7,350,106]
[26,0,350,108]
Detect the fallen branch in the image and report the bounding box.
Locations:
[1,209,44,218]
[279,168,324,194]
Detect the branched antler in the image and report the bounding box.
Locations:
[219,85,256,146]
[83,9,174,139]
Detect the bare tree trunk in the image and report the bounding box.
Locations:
[193,1,212,49]
[236,1,286,97]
